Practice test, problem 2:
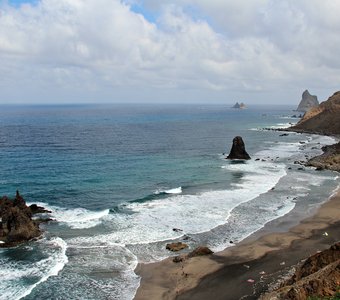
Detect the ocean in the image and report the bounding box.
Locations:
[0,104,338,300]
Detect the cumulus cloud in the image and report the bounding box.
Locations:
[0,0,339,103]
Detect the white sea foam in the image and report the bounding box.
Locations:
[28,202,110,229]
[269,122,296,129]
[66,239,138,272]
[58,239,140,300]
[79,160,287,251]
[51,207,110,229]
[155,187,182,195]
[0,237,68,300]
[255,141,305,159]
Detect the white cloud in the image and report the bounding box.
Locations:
[0,0,340,103]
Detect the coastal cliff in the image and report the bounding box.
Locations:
[288,90,340,172]
[261,243,340,300]
[262,92,340,299]
[290,91,340,135]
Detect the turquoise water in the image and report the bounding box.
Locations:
[0,104,338,299]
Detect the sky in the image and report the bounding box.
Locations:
[0,0,340,104]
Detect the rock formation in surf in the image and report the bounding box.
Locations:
[296,90,319,112]
[261,242,340,299]
[226,136,251,160]
[0,191,50,247]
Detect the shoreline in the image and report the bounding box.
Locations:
[134,185,340,300]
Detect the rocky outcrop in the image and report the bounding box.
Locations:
[166,242,188,252]
[226,136,251,160]
[296,90,319,112]
[0,191,47,247]
[305,142,340,172]
[290,91,340,135]
[261,243,340,300]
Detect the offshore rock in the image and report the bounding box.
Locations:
[0,191,46,247]
[232,102,246,109]
[296,90,319,112]
[226,136,251,160]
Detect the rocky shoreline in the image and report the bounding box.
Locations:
[257,92,340,299]
[135,90,340,300]
[0,191,51,248]
[305,141,340,172]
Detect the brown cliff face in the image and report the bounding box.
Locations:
[261,243,340,300]
[290,91,340,135]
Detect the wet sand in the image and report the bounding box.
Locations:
[134,188,340,300]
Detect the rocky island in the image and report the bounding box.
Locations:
[232,102,246,109]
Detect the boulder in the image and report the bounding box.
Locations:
[188,246,213,258]
[166,242,188,252]
[226,136,251,160]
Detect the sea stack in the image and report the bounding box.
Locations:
[296,90,319,112]
[226,136,251,160]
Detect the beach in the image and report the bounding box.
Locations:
[134,187,340,300]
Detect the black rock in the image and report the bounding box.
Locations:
[226,136,251,160]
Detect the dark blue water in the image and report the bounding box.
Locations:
[0,104,287,208]
[0,104,338,300]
